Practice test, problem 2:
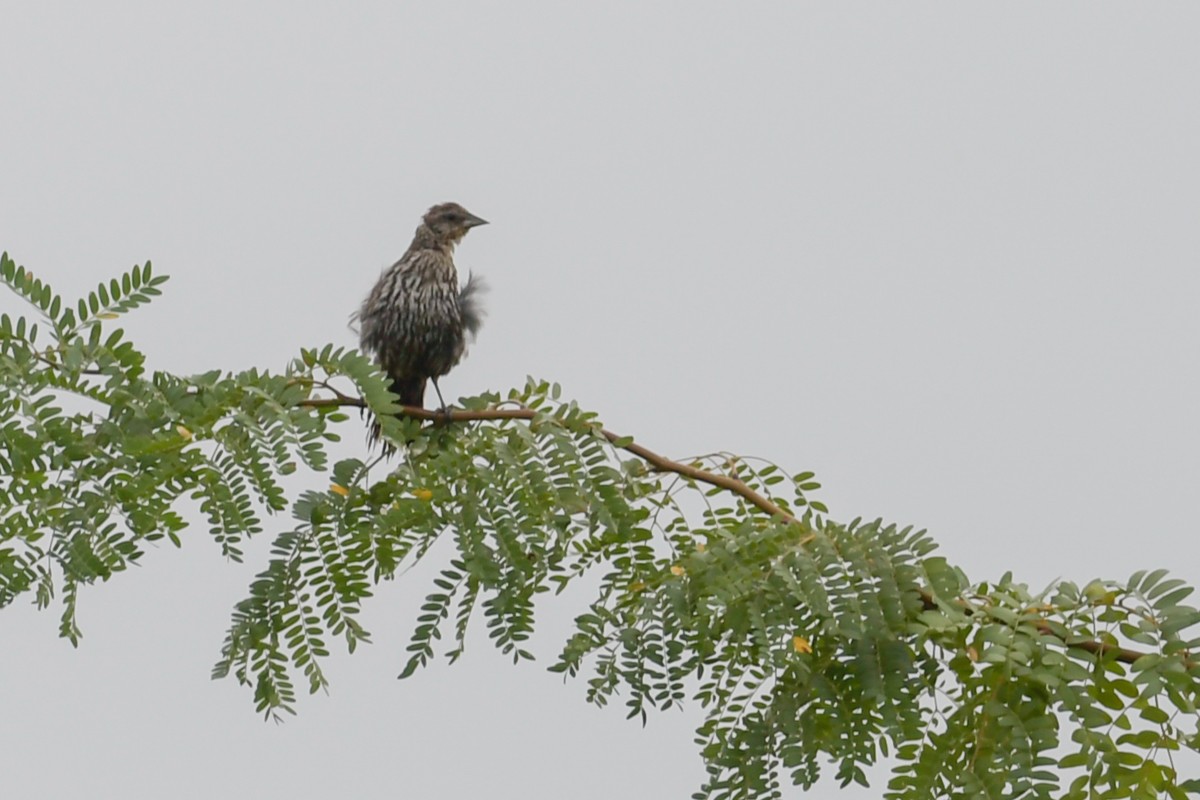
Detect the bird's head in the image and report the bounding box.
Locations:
[422,202,488,245]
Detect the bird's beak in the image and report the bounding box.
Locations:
[464,214,489,228]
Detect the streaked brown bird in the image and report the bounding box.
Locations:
[356,202,488,420]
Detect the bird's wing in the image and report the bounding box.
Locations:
[458,272,488,339]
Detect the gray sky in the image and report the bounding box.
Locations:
[2,3,1198,798]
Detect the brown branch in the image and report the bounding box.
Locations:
[917,588,1175,666]
[300,396,1182,668]
[302,398,798,524]
[1034,622,1153,665]
[31,349,105,376]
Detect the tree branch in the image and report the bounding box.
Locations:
[300,396,1183,668]
[302,398,798,524]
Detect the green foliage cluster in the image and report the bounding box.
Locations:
[0,255,342,641]
[2,253,1199,799]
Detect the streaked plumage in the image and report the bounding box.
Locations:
[356,202,488,414]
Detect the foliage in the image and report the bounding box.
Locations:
[2,253,1198,799]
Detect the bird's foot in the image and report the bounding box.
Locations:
[430,378,452,425]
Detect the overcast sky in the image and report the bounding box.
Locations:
[1,3,1198,798]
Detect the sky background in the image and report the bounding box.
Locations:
[1,3,1198,798]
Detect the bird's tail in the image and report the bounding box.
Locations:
[390,376,427,408]
[366,376,426,452]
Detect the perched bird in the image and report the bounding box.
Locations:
[356,202,488,425]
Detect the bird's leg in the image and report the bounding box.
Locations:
[430,377,452,424]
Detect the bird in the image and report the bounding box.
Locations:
[355,202,488,438]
